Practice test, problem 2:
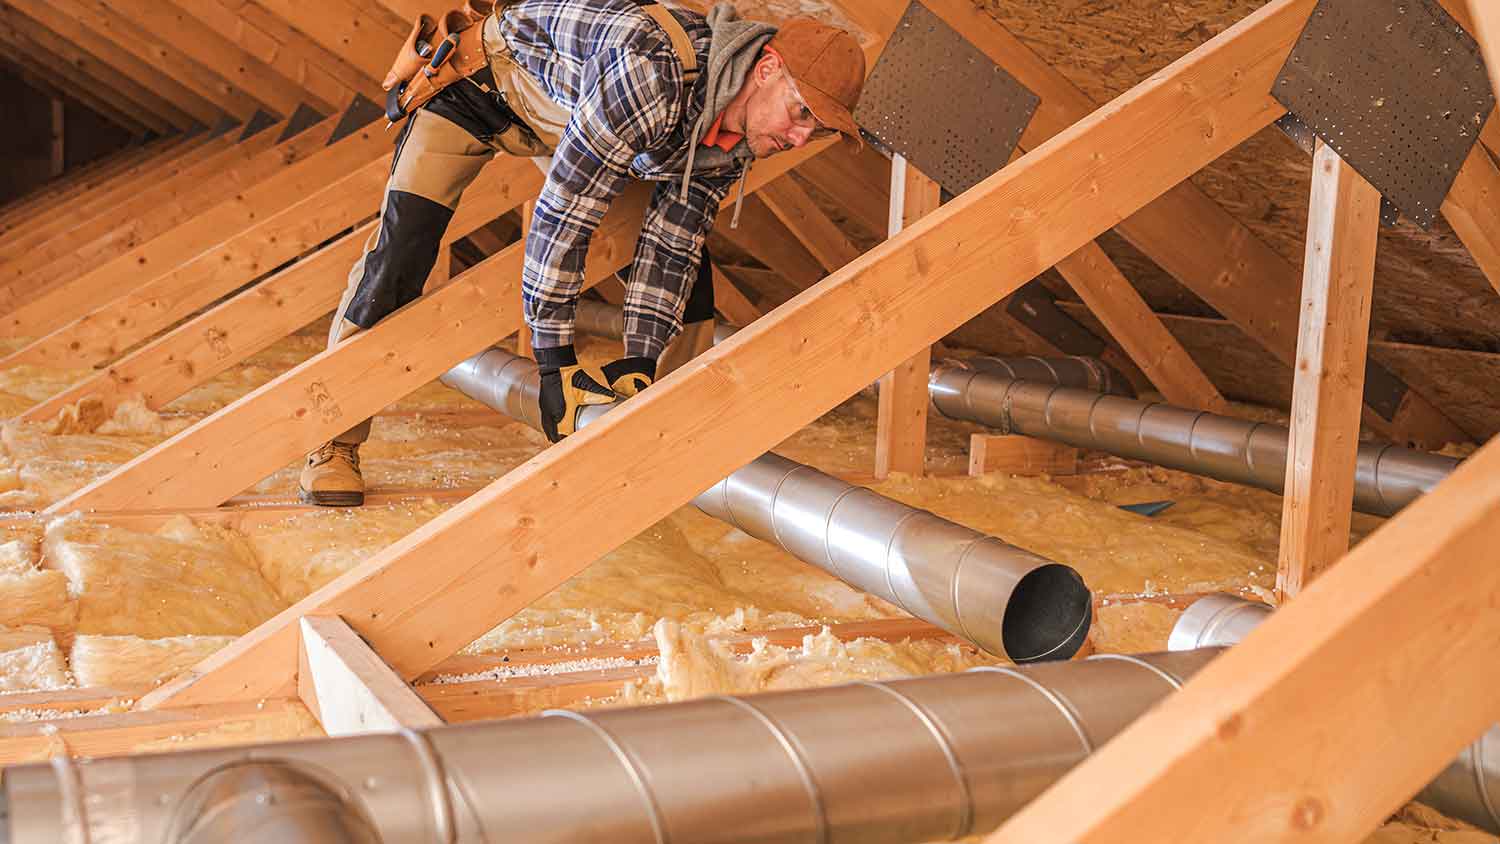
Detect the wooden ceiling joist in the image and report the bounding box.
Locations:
[129,0,1306,709]
[0,4,196,132]
[1,113,390,343]
[3,0,225,126]
[990,434,1500,843]
[20,157,541,423]
[847,0,1467,449]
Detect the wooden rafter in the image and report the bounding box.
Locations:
[991,430,1500,843]
[1,117,391,342]
[21,158,541,423]
[131,0,1307,709]
[50,141,834,516]
[758,175,864,272]
[0,5,197,131]
[249,0,402,83]
[99,0,331,116]
[0,52,155,137]
[63,0,267,120]
[1,115,311,295]
[716,195,825,288]
[207,0,383,103]
[4,0,226,125]
[1442,141,1500,296]
[0,139,171,232]
[839,0,1467,449]
[1276,141,1381,599]
[710,264,764,327]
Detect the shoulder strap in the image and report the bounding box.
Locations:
[639,2,700,84]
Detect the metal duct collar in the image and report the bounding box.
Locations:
[440,347,1092,662]
[1170,595,1500,834]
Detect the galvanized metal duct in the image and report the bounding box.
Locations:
[440,347,1092,662]
[928,365,1459,517]
[1170,595,1500,834]
[571,300,1132,396]
[2,650,1217,844]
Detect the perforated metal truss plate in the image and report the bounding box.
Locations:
[1272,0,1495,228]
[853,1,1039,196]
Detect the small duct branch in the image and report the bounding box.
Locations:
[574,301,1454,517]
[1170,596,1500,835]
[439,347,1092,662]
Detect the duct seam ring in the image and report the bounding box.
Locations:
[882,510,926,616]
[544,710,669,844]
[397,728,456,844]
[856,682,976,840]
[948,538,987,650]
[822,485,866,581]
[974,667,1094,753]
[1472,735,1500,830]
[713,697,831,844]
[1086,654,1186,690]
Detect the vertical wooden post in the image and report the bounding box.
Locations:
[49,97,65,178]
[517,200,534,359]
[875,154,939,479]
[1275,140,1381,600]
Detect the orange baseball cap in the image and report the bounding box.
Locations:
[765,19,867,141]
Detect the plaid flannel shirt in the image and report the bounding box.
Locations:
[501,0,750,358]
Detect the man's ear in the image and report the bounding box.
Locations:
[753,50,782,86]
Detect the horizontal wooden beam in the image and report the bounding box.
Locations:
[990,433,1500,843]
[134,0,1303,710]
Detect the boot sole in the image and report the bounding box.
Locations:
[298,489,365,507]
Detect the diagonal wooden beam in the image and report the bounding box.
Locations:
[710,264,764,327]
[838,0,1468,449]
[0,4,197,132]
[4,0,226,125]
[205,0,383,103]
[1276,141,1381,599]
[51,141,833,517]
[61,0,266,120]
[107,0,337,116]
[1056,242,1230,412]
[0,133,229,266]
[715,195,826,289]
[0,138,175,233]
[0,115,315,296]
[990,430,1500,843]
[134,0,1309,709]
[1,118,390,341]
[249,0,402,83]
[758,174,864,272]
[20,158,542,423]
[1442,141,1500,295]
[4,154,390,369]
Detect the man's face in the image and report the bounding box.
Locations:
[741,53,834,159]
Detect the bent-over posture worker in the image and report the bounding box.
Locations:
[299,0,867,506]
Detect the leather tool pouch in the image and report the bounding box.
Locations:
[384,0,699,160]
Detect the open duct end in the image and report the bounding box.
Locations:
[1001,564,1092,663]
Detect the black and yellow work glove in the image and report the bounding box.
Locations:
[602,357,656,397]
[536,346,614,443]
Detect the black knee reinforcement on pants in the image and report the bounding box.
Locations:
[344,190,455,328]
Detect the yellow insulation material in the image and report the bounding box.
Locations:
[44,515,286,637]
[0,626,70,691]
[70,634,236,689]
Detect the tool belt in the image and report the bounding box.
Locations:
[384,0,701,158]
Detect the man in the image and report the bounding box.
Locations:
[299,0,867,506]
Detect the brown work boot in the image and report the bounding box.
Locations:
[298,441,364,507]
